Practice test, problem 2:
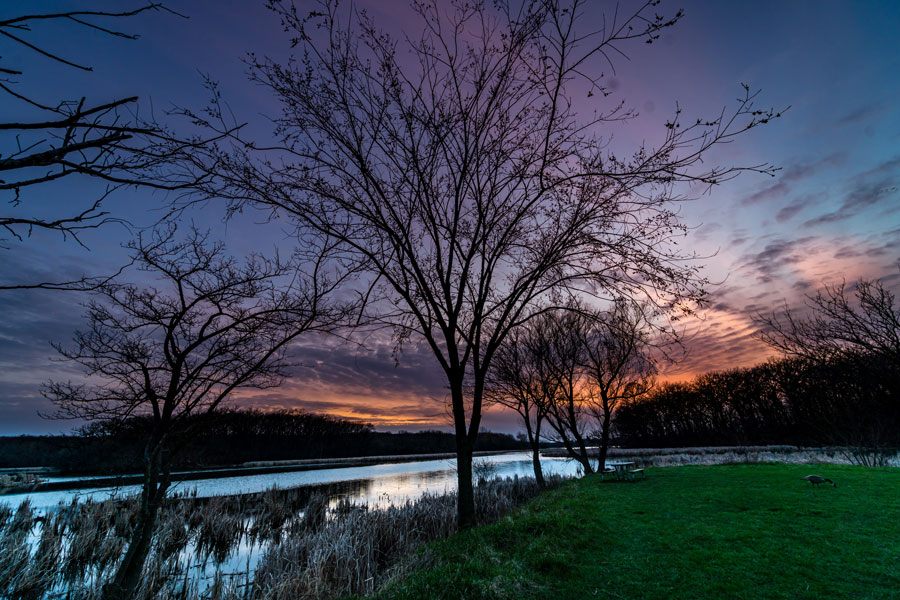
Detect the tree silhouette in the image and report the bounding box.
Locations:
[540,308,596,473]
[187,0,782,526]
[43,227,349,598]
[580,299,657,471]
[485,317,553,487]
[755,273,900,365]
[755,271,900,462]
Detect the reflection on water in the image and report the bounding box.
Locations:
[3,452,581,510]
[1,453,577,595]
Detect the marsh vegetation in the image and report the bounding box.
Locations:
[0,475,561,600]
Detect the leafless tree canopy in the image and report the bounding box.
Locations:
[755,272,900,365]
[579,299,658,469]
[485,317,553,485]
[184,0,781,525]
[42,226,349,598]
[581,301,657,410]
[44,227,346,427]
[0,4,237,270]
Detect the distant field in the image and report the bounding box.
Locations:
[373,464,900,600]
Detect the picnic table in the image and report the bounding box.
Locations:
[603,461,644,481]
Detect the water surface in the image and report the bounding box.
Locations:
[3,451,581,510]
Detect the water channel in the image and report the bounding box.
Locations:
[2,451,583,511]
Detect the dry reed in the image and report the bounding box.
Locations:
[0,474,563,599]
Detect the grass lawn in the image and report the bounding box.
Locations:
[373,464,900,600]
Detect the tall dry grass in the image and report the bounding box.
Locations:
[246,475,556,600]
[0,474,562,599]
[542,445,900,467]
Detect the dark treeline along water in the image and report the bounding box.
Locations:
[0,409,528,475]
[616,352,900,462]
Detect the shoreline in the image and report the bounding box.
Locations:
[0,449,519,495]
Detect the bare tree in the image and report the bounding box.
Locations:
[492,300,660,476]
[187,0,782,526]
[485,321,552,487]
[580,299,657,472]
[540,308,596,474]
[755,273,900,365]
[0,5,237,288]
[42,227,348,599]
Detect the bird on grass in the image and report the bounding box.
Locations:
[803,475,836,488]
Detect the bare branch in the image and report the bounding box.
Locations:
[179,0,781,526]
[1,4,245,290]
[755,270,900,365]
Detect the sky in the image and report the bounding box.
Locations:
[1,1,898,435]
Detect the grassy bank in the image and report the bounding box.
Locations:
[374,464,900,600]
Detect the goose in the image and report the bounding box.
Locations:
[802,475,835,488]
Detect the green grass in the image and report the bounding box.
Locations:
[373,464,900,600]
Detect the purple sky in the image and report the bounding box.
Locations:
[1,1,898,435]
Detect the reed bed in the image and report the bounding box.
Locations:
[541,445,900,467]
[0,475,562,600]
[248,475,555,600]
[613,446,900,468]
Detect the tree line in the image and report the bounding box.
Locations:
[615,352,900,458]
[0,409,526,474]
[617,273,900,464]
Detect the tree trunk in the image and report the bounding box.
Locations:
[574,433,594,474]
[530,441,545,487]
[564,393,594,474]
[455,434,476,529]
[103,454,169,600]
[597,409,611,473]
[448,373,477,530]
[529,417,545,487]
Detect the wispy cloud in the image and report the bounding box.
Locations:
[834,102,889,128]
[775,196,813,222]
[662,229,900,382]
[740,154,846,207]
[803,156,900,227]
